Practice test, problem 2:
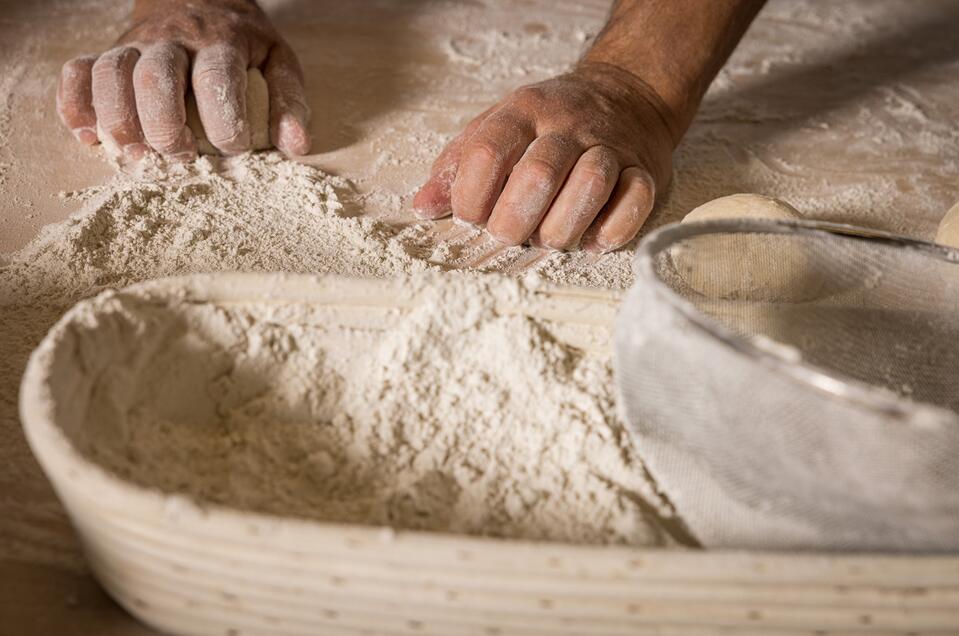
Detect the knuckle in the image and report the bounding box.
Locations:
[627,171,656,203]
[94,47,138,74]
[61,57,92,79]
[135,48,183,82]
[580,165,613,190]
[512,85,546,108]
[466,138,506,165]
[522,157,561,187]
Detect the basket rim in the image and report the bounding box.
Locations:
[632,218,959,426]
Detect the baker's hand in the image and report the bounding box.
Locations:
[56,0,310,160]
[412,63,678,253]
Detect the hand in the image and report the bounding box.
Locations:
[413,63,678,253]
[56,0,310,160]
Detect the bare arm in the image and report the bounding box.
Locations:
[57,0,310,160]
[584,0,765,141]
[414,0,765,253]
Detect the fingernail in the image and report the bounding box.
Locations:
[487,227,517,246]
[124,143,150,160]
[73,127,98,145]
[413,202,451,220]
[168,150,198,163]
[278,113,311,156]
[584,239,614,254]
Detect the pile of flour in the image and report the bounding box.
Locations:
[3,153,435,306]
[72,275,673,545]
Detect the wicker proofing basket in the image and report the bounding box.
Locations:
[19,273,959,635]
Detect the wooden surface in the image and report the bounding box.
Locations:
[2,0,958,633]
[0,561,155,635]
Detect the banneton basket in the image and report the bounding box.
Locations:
[20,273,959,635]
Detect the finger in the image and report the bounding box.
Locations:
[91,47,148,159]
[57,55,98,145]
[486,134,581,246]
[263,42,310,156]
[411,140,464,220]
[133,43,196,159]
[581,166,656,254]
[192,44,250,155]
[450,111,535,226]
[412,108,495,220]
[532,145,619,251]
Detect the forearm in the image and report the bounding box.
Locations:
[131,0,261,22]
[582,0,765,140]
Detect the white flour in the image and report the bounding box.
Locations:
[70,275,673,545]
[4,154,678,547]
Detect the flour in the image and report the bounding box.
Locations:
[3,153,431,308]
[3,0,958,569]
[3,153,678,548]
[67,274,673,545]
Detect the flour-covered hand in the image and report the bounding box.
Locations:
[413,63,678,253]
[56,0,310,160]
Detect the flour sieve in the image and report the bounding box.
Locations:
[615,218,959,552]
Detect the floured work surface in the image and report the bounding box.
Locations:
[1,0,959,629]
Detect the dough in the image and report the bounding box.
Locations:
[671,193,825,302]
[935,201,959,249]
[682,193,802,224]
[187,68,271,155]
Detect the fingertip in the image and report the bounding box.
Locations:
[124,142,150,160]
[412,178,453,220]
[73,127,99,145]
[275,113,311,156]
[582,236,614,254]
[215,125,252,156]
[165,125,198,161]
[486,224,524,247]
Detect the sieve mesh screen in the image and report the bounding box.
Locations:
[616,219,959,552]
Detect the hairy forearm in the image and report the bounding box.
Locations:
[132,0,261,22]
[582,0,765,139]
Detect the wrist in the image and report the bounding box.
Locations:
[579,44,704,138]
[572,60,687,147]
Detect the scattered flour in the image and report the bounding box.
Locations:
[67,275,673,545]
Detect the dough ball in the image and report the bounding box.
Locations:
[671,193,827,302]
[683,193,802,223]
[246,67,271,150]
[935,201,959,249]
[186,68,271,156]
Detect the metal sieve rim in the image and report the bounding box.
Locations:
[632,218,959,424]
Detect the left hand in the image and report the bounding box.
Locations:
[412,63,678,253]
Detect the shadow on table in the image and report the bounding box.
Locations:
[268,0,447,154]
[653,1,959,227]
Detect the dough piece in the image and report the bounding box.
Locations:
[672,193,824,302]
[246,67,271,150]
[935,201,959,249]
[186,68,271,155]
[682,193,802,223]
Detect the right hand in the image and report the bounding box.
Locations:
[56,0,311,160]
